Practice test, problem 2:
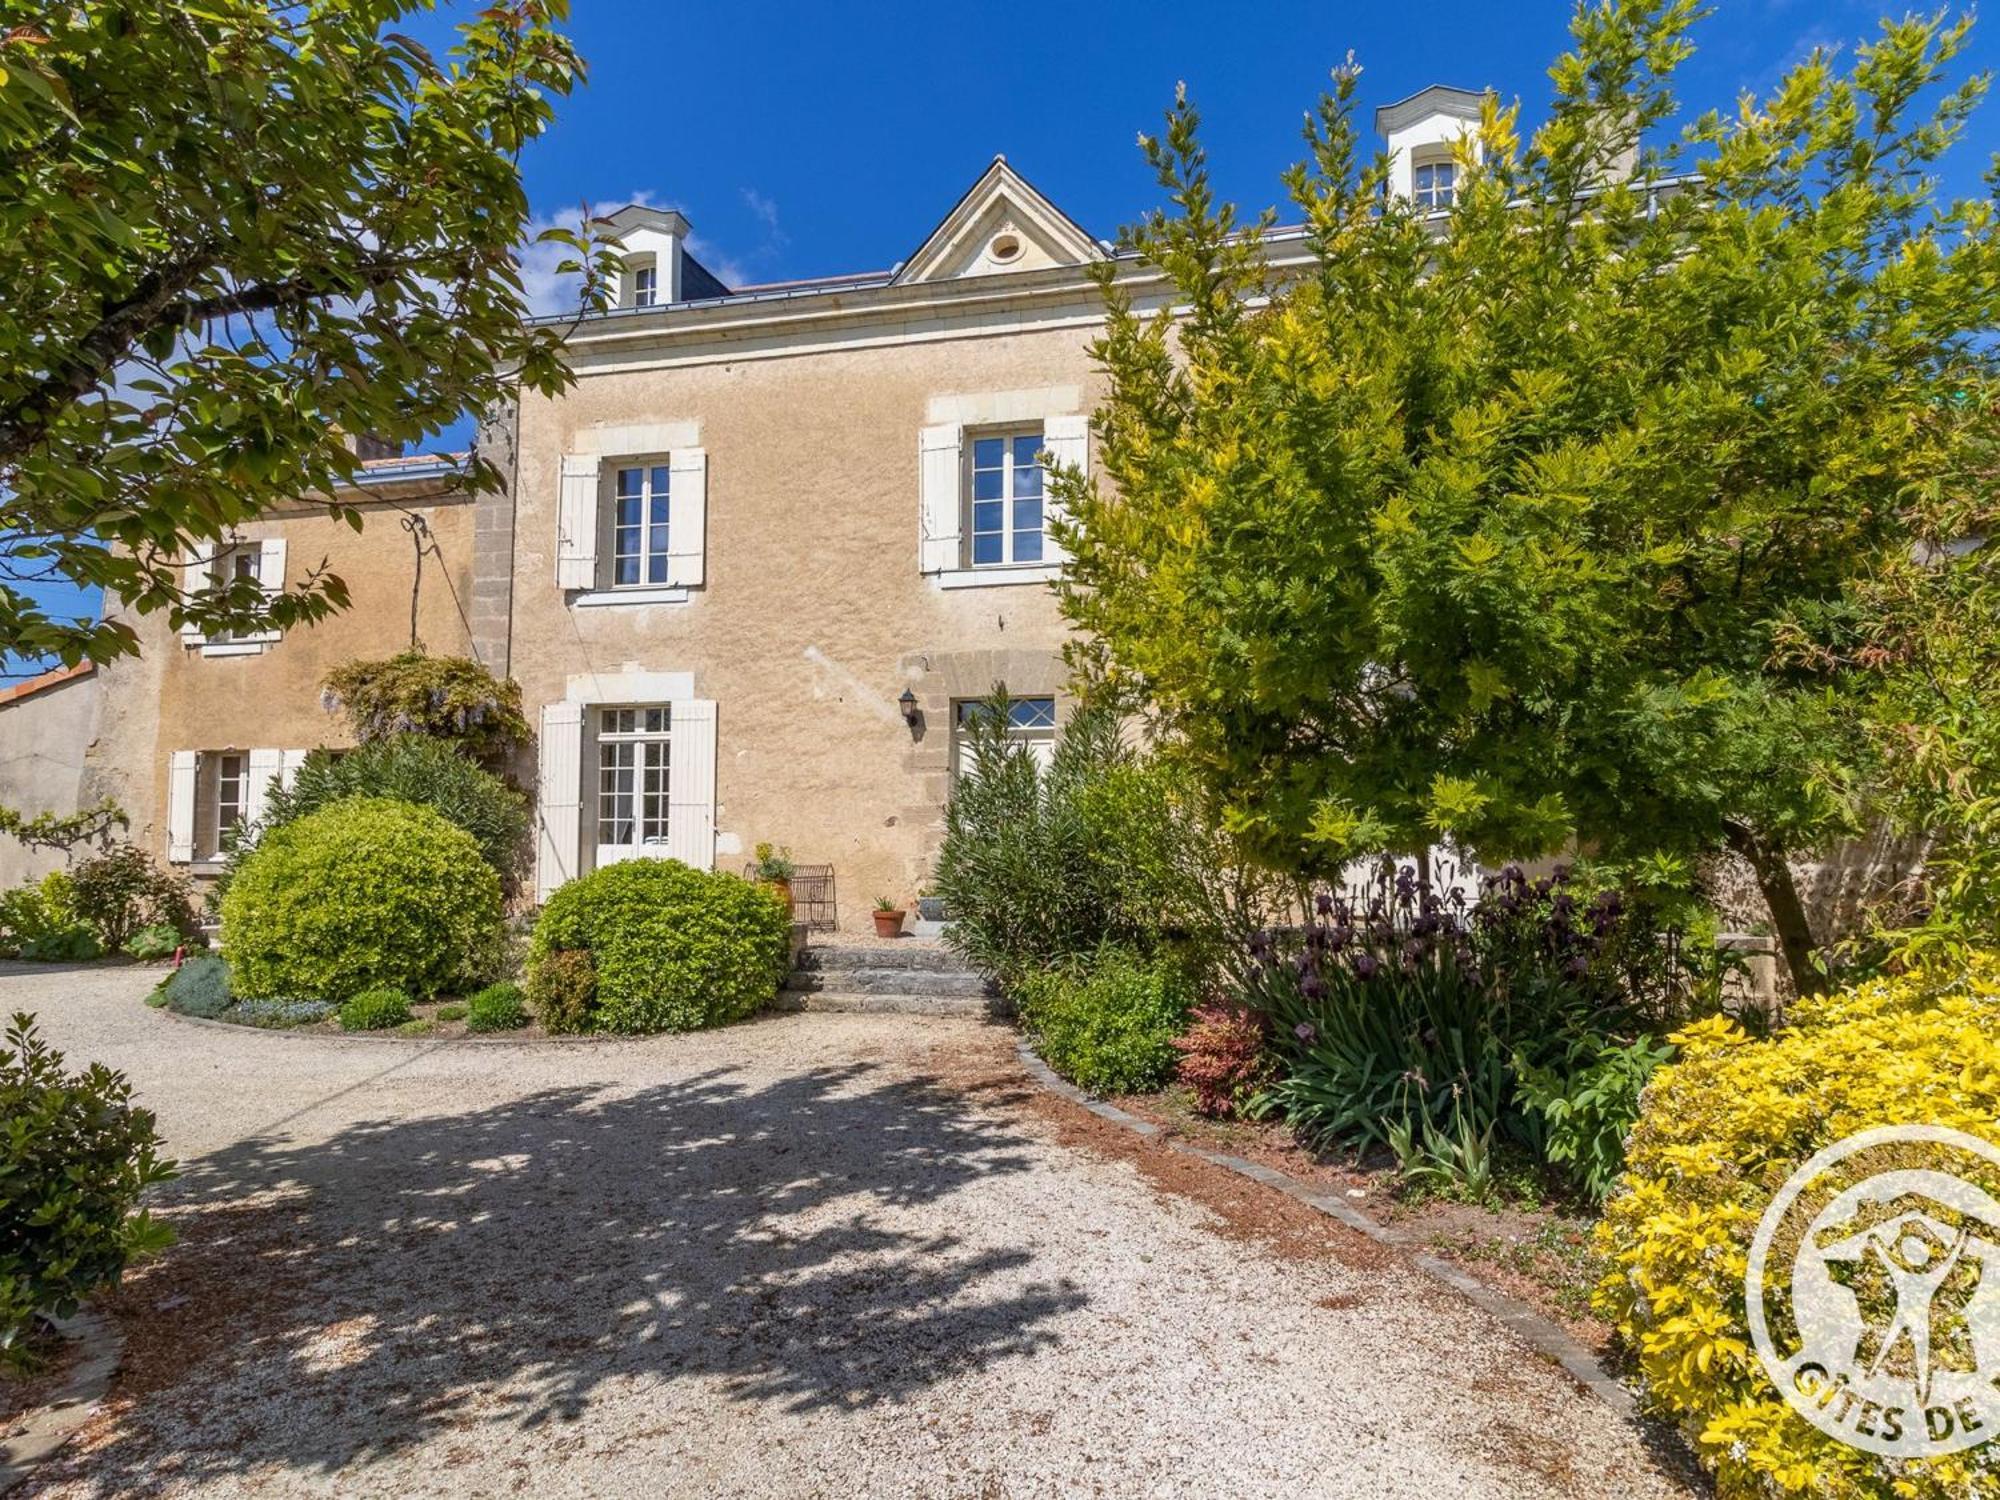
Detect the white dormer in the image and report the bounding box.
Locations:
[595,204,732,309]
[1374,85,1489,210]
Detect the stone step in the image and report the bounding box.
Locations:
[783,966,996,998]
[795,944,975,974]
[768,990,1010,1019]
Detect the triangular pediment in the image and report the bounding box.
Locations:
[892,158,1104,285]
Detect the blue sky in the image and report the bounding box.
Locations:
[11,0,1997,667]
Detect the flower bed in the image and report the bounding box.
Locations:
[1107,1082,1617,1352]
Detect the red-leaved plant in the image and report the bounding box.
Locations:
[1171,1001,1273,1118]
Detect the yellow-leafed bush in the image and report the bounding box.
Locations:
[1594,958,2000,1498]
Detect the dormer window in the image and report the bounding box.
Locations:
[1413,158,1456,211]
[633,263,657,308]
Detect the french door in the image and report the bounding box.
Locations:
[594,706,672,867]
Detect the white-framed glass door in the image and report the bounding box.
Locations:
[594,706,672,866]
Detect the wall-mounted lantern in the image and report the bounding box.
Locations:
[898,687,920,726]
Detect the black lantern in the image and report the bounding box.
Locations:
[897,687,919,725]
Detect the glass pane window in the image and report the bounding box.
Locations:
[597,706,672,847]
[215,753,246,838]
[633,265,657,307]
[1413,160,1456,211]
[610,464,671,587]
[952,696,1059,774]
[966,427,1045,567]
[207,545,262,644]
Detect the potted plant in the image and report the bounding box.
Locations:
[872,896,906,939]
[754,843,796,912]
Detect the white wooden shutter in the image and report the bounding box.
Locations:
[666,447,707,587]
[245,748,283,828]
[556,454,602,590]
[180,549,211,644]
[918,423,962,575]
[246,537,286,643]
[536,701,585,901]
[664,698,718,871]
[166,750,198,863]
[279,748,312,788]
[1041,414,1089,563]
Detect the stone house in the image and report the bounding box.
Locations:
[31,89,1665,933]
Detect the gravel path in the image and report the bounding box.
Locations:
[7,963,1696,1499]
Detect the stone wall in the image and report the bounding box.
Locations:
[0,665,104,888]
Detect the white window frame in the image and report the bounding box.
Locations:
[182,536,284,655]
[205,546,263,647]
[1412,155,1456,211]
[963,424,1047,570]
[605,459,673,591]
[952,696,1058,776]
[212,752,247,855]
[632,263,658,307]
[594,705,673,863]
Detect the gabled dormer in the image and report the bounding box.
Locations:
[596,203,732,309]
[1374,84,1489,210]
[891,157,1104,286]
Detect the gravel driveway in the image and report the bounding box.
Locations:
[7,963,1696,1499]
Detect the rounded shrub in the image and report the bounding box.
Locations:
[465,981,526,1033]
[1014,945,1193,1095]
[1593,958,2000,1499]
[222,798,503,1003]
[161,954,232,1018]
[528,861,790,1034]
[338,986,412,1031]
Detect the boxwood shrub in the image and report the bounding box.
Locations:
[222,798,503,1002]
[1013,944,1193,1095]
[465,981,526,1033]
[528,860,790,1034]
[338,985,412,1031]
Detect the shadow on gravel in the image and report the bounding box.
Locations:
[56,1059,1081,1489]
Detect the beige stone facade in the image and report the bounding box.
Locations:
[77,468,480,877]
[56,158,1162,930]
[506,163,1123,926]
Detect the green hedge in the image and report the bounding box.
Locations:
[1014,945,1193,1094]
[222,798,503,1002]
[528,860,790,1033]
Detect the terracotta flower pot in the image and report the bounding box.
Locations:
[763,878,793,915]
[872,909,905,939]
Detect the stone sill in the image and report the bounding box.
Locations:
[571,586,691,608]
[932,565,1061,590]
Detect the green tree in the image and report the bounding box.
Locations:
[1056,1,1998,995]
[0,0,613,666]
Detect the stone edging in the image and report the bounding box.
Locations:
[154,1001,650,1047]
[1012,1039,1639,1417]
[0,1309,124,1495]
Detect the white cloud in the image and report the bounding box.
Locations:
[742,187,785,246]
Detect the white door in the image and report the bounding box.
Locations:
[593,706,674,867]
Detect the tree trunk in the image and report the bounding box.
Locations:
[1724,820,1821,999]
